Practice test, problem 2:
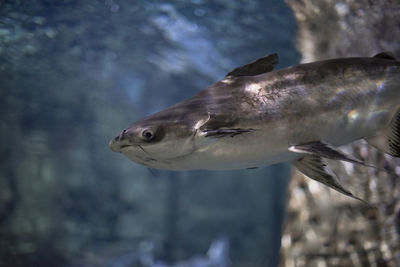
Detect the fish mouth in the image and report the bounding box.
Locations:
[109,135,133,153]
[109,137,158,163]
[109,141,134,153]
[121,145,159,164]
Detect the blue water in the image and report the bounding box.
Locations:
[0,1,299,266]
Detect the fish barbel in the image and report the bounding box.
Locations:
[110,52,400,201]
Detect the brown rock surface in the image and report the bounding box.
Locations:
[281,0,400,266]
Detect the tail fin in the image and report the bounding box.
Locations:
[365,110,400,157]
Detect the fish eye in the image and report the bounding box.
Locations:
[141,129,155,142]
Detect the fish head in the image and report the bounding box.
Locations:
[109,111,196,170]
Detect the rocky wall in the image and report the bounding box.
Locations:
[281,0,400,266]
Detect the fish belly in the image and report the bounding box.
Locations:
[180,122,299,170]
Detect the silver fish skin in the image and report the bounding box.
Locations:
[110,52,400,201]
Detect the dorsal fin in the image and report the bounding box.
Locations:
[373,52,396,60]
[226,53,278,77]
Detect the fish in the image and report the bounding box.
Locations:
[110,52,400,202]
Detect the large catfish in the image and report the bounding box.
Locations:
[110,52,400,201]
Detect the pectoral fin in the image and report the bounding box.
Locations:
[289,141,369,166]
[199,113,255,138]
[293,156,368,204]
[202,128,255,138]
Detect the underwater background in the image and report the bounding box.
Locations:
[0,1,299,266]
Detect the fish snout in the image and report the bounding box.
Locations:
[119,128,128,140]
[109,135,121,152]
[109,128,133,152]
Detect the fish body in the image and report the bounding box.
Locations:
[110,53,400,201]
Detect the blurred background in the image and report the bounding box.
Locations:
[0,1,299,266]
